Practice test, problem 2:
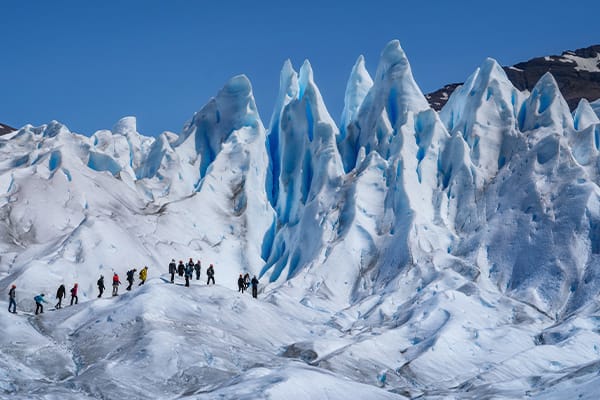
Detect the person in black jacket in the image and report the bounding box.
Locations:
[55,284,66,309]
[126,269,136,291]
[194,260,201,280]
[238,274,245,293]
[251,276,259,299]
[206,264,215,285]
[97,275,105,298]
[168,259,176,283]
[8,284,17,313]
[177,261,185,277]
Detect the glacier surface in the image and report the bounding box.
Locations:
[1,40,600,399]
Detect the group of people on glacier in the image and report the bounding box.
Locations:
[7,258,261,315]
[6,266,149,315]
[98,265,149,298]
[167,258,208,287]
[237,273,260,298]
[166,258,260,298]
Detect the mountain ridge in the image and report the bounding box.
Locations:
[426,44,600,111]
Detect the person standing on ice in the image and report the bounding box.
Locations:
[97,275,105,298]
[139,266,148,286]
[185,258,194,287]
[177,260,185,277]
[168,259,177,283]
[251,276,259,299]
[70,283,78,305]
[8,284,17,313]
[238,274,245,293]
[243,273,250,290]
[194,260,201,280]
[55,284,66,309]
[126,268,136,291]
[112,273,121,296]
[206,264,215,285]
[34,293,48,315]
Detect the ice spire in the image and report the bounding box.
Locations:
[518,72,574,132]
[439,58,523,182]
[573,98,600,130]
[340,55,373,137]
[338,40,431,171]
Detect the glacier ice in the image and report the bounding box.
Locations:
[1,39,600,399]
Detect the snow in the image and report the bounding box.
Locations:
[562,53,600,72]
[2,40,600,399]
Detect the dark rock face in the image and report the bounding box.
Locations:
[0,123,16,135]
[425,83,462,112]
[427,45,600,111]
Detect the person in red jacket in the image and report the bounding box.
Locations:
[70,283,78,305]
[112,273,121,296]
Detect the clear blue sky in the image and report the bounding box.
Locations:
[2,0,598,136]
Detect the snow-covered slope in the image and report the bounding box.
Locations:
[2,40,600,399]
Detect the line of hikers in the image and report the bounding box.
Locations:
[6,266,150,315]
[8,258,261,315]
[99,265,149,298]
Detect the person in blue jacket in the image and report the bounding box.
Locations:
[184,262,194,287]
[34,293,48,315]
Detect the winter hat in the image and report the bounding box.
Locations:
[11,284,16,288]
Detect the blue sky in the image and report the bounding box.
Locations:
[2,0,598,136]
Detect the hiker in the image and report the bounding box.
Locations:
[34,293,48,315]
[168,259,177,283]
[185,261,194,287]
[126,268,137,291]
[251,276,259,298]
[55,284,66,309]
[8,284,16,313]
[206,264,215,285]
[238,274,245,293]
[112,273,121,296]
[177,260,185,277]
[194,260,201,280]
[243,273,250,290]
[70,283,78,305]
[97,275,105,298]
[139,266,148,286]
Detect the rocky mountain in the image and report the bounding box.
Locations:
[0,123,16,135]
[426,44,600,111]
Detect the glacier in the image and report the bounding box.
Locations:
[1,39,600,399]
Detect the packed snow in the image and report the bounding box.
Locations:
[1,39,600,399]
[562,53,600,73]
